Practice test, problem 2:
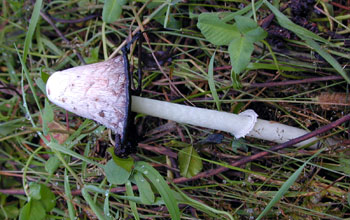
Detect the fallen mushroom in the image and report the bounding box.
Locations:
[46,57,319,150]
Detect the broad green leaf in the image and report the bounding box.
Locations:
[107,147,134,172]
[228,37,254,74]
[85,46,100,64]
[45,156,60,175]
[234,15,259,33]
[29,182,41,200]
[134,171,155,204]
[39,184,56,212]
[178,146,203,178]
[234,16,267,43]
[126,181,140,220]
[19,200,46,220]
[41,70,50,83]
[245,27,267,43]
[135,162,180,220]
[102,0,125,23]
[104,160,131,185]
[208,52,221,110]
[197,13,240,46]
[0,202,19,219]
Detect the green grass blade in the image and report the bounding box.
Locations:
[208,52,221,110]
[135,161,180,220]
[256,149,325,219]
[304,38,350,83]
[64,169,76,220]
[23,0,42,63]
[263,0,350,83]
[125,181,140,220]
[82,186,108,220]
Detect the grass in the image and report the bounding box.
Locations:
[1,0,350,219]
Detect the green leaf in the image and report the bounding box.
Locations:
[84,46,100,64]
[45,156,60,175]
[64,169,76,220]
[134,171,155,204]
[208,52,221,110]
[256,148,324,220]
[304,38,350,84]
[263,0,326,43]
[23,0,42,63]
[29,182,41,200]
[234,15,259,34]
[41,70,50,83]
[39,184,56,212]
[172,184,234,220]
[42,99,54,135]
[19,200,46,220]
[245,26,267,43]
[104,159,131,185]
[126,181,140,220]
[81,186,107,220]
[35,77,46,95]
[197,13,240,46]
[263,0,350,83]
[107,147,134,172]
[135,162,180,220]
[228,37,254,74]
[178,146,203,178]
[47,142,100,167]
[102,0,125,23]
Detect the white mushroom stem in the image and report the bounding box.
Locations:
[131,96,318,147]
[46,57,322,148]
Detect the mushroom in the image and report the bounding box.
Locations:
[46,57,319,148]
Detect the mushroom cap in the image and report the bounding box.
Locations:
[46,56,128,134]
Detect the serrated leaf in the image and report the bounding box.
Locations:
[179,146,203,178]
[135,162,180,220]
[197,13,240,46]
[234,15,259,33]
[134,171,155,204]
[104,159,131,185]
[228,37,254,74]
[102,0,124,23]
[234,15,267,43]
[245,26,267,43]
